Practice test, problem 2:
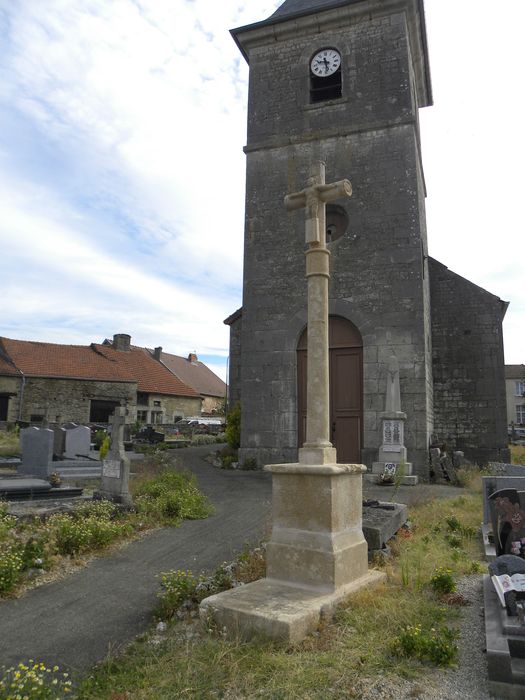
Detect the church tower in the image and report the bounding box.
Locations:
[228,0,435,477]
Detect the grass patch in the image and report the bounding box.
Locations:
[0,454,212,598]
[511,444,525,465]
[75,487,485,699]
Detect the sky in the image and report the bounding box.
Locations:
[0,0,523,383]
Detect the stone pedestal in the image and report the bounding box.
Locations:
[369,412,418,486]
[200,459,385,642]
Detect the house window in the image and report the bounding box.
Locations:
[137,393,149,406]
[517,405,525,425]
[153,400,161,407]
[515,382,525,397]
[90,400,120,423]
[151,411,163,424]
[137,410,148,423]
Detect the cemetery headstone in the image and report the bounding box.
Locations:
[19,427,54,478]
[64,425,91,459]
[98,407,132,506]
[370,355,416,485]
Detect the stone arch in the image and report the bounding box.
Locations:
[297,315,363,462]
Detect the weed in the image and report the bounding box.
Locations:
[133,470,212,524]
[0,660,73,698]
[430,568,456,595]
[392,624,459,666]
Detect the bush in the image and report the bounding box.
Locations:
[430,567,456,595]
[225,402,241,449]
[133,471,212,523]
[0,542,23,594]
[392,624,459,666]
[156,569,202,619]
[190,434,217,446]
[48,512,131,556]
[99,436,111,460]
[93,430,107,450]
[0,661,73,698]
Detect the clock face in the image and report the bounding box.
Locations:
[310,49,341,78]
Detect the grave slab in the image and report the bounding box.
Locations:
[484,575,525,698]
[362,501,408,550]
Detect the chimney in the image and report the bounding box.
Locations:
[188,352,198,363]
[113,334,131,352]
[153,347,162,361]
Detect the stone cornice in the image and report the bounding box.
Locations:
[231,0,432,107]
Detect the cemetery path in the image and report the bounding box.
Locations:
[0,446,272,678]
[0,446,463,681]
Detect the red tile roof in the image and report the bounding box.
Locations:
[157,351,226,398]
[0,340,20,376]
[0,338,198,398]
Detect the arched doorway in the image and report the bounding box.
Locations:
[297,316,363,463]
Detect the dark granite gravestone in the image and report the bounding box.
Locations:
[488,489,525,558]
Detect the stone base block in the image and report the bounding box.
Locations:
[484,575,525,697]
[371,461,413,475]
[362,502,408,550]
[365,469,418,486]
[200,570,386,644]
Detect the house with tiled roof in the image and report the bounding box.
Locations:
[0,333,201,425]
[150,348,226,414]
[506,365,525,428]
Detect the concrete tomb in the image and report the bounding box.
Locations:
[484,554,525,696]
[200,162,384,643]
[98,407,132,506]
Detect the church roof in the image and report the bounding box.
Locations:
[231,0,432,106]
[270,0,356,20]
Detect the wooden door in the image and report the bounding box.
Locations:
[297,317,363,463]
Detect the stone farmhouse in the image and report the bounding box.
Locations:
[154,350,226,415]
[0,333,224,426]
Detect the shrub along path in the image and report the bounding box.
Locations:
[0,446,462,680]
[0,446,272,678]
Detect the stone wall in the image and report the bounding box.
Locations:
[144,393,202,423]
[227,314,242,409]
[236,7,433,477]
[429,258,509,465]
[15,378,137,424]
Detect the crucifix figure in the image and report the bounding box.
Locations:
[285,161,352,462]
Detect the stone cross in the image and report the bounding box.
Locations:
[385,354,401,414]
[285,161,352,463]
[99,406,132,506]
